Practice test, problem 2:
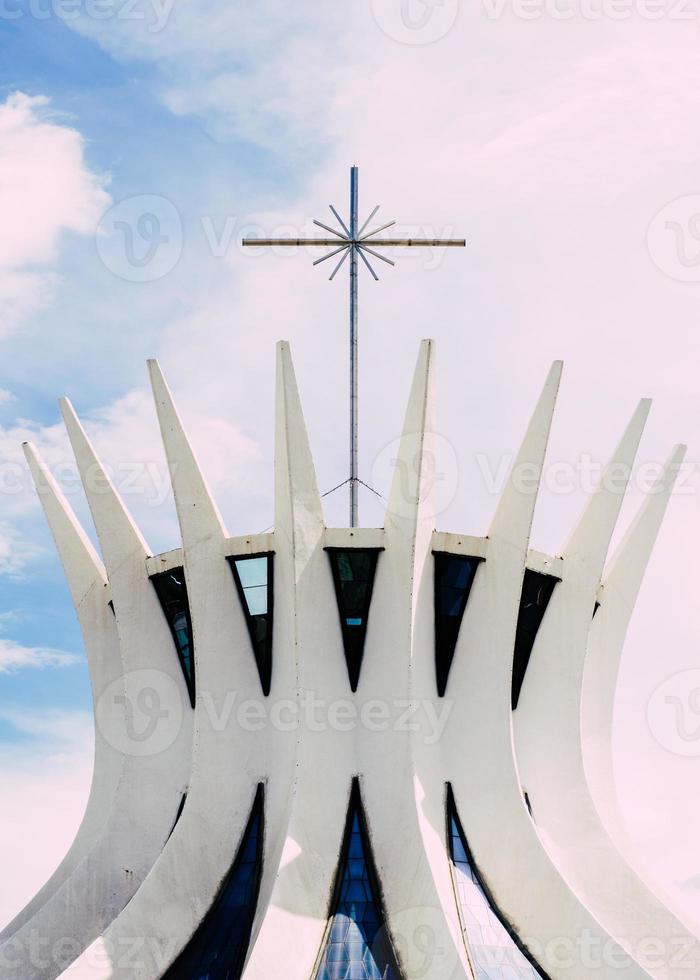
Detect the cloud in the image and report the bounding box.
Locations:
[0,637,80,673]
[0,92,110,336]
[0,521,43,580]
[0,388,15,406]
[0,378,263,567]
[70,2,348,150]
[0,709,93,930]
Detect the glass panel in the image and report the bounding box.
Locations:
[163,785,264,980]
[511,570,559,710]
[434,553,483,697]
[327,550,381,692]
[235,557,269,615]
[448,793,543,979]
[151,567,195,708]
[228,555,274,696]
[315,785,400,980]
[236,556,268,590]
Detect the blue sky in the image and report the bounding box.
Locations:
[2,0,700,930]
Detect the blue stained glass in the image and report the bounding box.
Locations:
[315,793,400,980]
[447,797,542,980]
[163,786,264,980]
[151,567,195,708]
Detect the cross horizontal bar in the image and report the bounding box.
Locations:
[242,238,345,247]
[242,238,466,247]
[364,239,466,247]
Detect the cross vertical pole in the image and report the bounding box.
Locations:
[349,165,359,528]
[241,170,466,529]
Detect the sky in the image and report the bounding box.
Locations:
[1,0,700,935]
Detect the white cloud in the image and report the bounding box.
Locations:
[0,520,42,579]
[0,709,93,930]
[0,637,80,673]
[0,92,110,336]
[71,3,348,150]
[0,388,15,406]
[0,378,263,567]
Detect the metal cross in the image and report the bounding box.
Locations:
[242,166,466,528]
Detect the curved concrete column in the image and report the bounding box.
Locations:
[0,408,194,980]
[11,341,688,980]
[85,357,263,979]
[581,445,697,933]
[68,343,329,979]
[242,341,347,980]
[445,363,649,979]
[513,404,698,978]
[360,339,473,980]
[0,446,122,942]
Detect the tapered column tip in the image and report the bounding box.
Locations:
[58,395,76,419]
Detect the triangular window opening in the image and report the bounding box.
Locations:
[151,567,195,708]
[327,549,381,692]
[434,552,483,697]
[315,780,401,980]
[511,569,559,710]
[228,554,274,696]
[163,784,264,980]
[446,786,543,979]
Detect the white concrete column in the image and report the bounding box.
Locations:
[0,446,122,942]
[446,363,649,979]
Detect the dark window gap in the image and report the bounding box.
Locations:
[326,549,382,692]
[163,783,264,980]
[151,567,196,709]
[314,778,402,980]
[511,569,560,711]
[227,553,274,696]
[433,552,484,697]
